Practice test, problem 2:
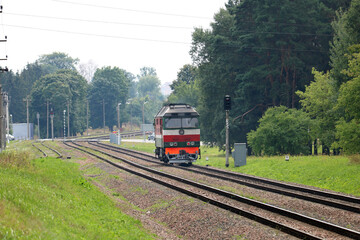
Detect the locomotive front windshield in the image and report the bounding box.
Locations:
[165,117,199,129]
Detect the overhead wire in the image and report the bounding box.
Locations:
[2,1,333,54]
[52,0,211,20]
[3,24,191,44]
[4,12,194,30]
[0,0,7,62]
[4,23,330,53]
[52,0,333,28]
[4,12,333,37]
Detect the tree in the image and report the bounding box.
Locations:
[334,119,360,153]
[167,80,200,107]
[330,0,360,86]
[88,66,132,130]
[191,4,241,146]
[333,46,360,153]
[136,68,164,123]
[191,0,336,148]
[137,74,161,99]
[170,64,198,90]
[296,69,338,148]
[30,70,88,137]
[167,64,200,107]
[247,106,313,155]
[138,67,157,78]
[37,52,79,74]
[1,63,45,123]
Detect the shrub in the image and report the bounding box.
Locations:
[247,106,313,156]
[0,150,32,169]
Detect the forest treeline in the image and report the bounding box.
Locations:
[2,0,360,154]
[169,0,360,154]
[1,53,165,137]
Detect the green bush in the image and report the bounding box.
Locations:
[247,106,313,155]
[333,118,360,153]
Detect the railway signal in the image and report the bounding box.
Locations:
[224,95,231,110]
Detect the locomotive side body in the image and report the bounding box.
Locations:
[154,104,200,164]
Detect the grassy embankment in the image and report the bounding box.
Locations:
[0,141,155,239]
[119,141,360,196]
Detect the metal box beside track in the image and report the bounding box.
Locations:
[232,143,247,167]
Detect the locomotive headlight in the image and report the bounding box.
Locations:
[191,142,195,146]
[170,142,174,146]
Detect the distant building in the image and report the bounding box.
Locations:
[13,123,34,140]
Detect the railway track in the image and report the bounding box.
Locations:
[64,140,360,239]
[32,141,62,158]
[32,142,48,157]
[92,141,360,214]
[69,131,143,140]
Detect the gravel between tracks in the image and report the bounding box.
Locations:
[61,142,298,240]
[89,142,360,237]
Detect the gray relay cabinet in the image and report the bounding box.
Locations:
[232,143,247,167]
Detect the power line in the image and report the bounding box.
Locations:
[4,12,194,30]
[52,0,333,28]
[5,23,329,53]
[4,24,191,44]
[4,12,333,37]
[52,0,211,19]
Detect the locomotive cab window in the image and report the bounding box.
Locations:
[164,118,181,129]
[165,117,198,129]
[182,117,199,128]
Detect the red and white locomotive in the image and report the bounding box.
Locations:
[154,104,201,164]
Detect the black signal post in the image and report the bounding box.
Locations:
[224,95,231,167]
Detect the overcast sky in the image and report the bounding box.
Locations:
[1,0,227,84]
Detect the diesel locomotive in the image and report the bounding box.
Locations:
[154,104,200,164]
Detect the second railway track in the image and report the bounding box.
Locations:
[32,141,62,158]
[92,141,360,213]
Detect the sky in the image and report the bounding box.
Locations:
[0,0,227,84]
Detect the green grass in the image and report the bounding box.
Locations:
[116,141,156,154]
[120,142,360,196]
[0,148,155,240]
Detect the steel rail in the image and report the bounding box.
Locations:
[93,141,360,213]
[41,141,62,158]
[70,141,360,239]
[71,131,143,140]
[31,142,47,157]
[64,140,322,240]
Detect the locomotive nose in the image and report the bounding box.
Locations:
[179,150,186,155]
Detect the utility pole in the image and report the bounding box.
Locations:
[0,87,4,150]
[67,100,70,138]
[50,109,54,141]
[63,109,66,140]
[102,99,105,134]
[142,101,147,141]
[0,5,8,150]
[36,112,40,139]
[4,92,9,143]
[86,100,89,136]
[117,103,121,145]
[46,100,49,139]
[130,104,133,131]
[23,96,31,140]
